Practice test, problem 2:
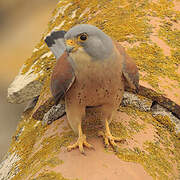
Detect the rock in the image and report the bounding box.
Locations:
[121,91,153,111]
[7,65,43,104]
[137,85,180,120]
[0,153,20,180]
[31,80,55,120]
[7,49,53,104]
[23,96,39,112]
[151,104,180,133]
[42,103,65,126]
[3,0,180,179]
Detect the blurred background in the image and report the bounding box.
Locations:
[0,0,58,161]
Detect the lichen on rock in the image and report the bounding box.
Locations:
[2,0,180,180]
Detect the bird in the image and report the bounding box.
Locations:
[45,24,139,154]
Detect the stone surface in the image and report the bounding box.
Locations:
[0,153,20,180]
[151,104,180,133]
[42,103,65,126]
[31,80,55,120]
[121,91,152,112]
[3,0,180,179]
[7,65,42,104]
[24,96,39,112]
[137,85,180,119]
[7,49,53,104]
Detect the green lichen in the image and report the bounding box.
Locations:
[137,94,153,108]
[21,0,150,78]
[114,108,180,180]
[33,171,71,180]
[149,0,174,18]
[128,42,180,91]
[20,0,180,96]
[110,105,179,179]
[117,144,174,180]
[128,120,145,133]
[10,112,75,180]
[8,0,180,179]
[159,22,180,49]
[153,114,176,132]
[21,45,49,75]
[9,104,180,180]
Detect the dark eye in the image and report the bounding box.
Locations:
[78,33,88,41]
[80,34,87,40]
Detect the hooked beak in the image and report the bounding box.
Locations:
[66,45,74,53]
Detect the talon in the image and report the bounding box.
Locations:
[99,120,125,150]
[67,133,94,154]
[104,137,110,147]
[99,131,122,149]
[81,151,86,156]
[84,141,94,149]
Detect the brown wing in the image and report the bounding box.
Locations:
[115,42,139,91]
[51,51,75,104]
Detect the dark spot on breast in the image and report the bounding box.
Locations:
[77,92,81,98]
[105,89,109,94]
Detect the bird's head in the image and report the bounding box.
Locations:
[64,24,114,60]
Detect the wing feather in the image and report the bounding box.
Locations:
[51,52,75,104]
[115,42,139,90]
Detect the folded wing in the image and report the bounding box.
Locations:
[115,42,139,91]
[50,52,75,104]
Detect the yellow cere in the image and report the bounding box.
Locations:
[66,39,81,52]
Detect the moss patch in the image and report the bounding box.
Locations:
[33,171,71,180]
[113,108,179,179]
[20,0,180,97]
[10,112,75,180]
[8,0,180,179]
[153,114,176,132]
[9,106,180,180]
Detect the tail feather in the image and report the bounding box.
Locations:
[45,30,67,59]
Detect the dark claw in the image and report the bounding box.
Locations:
[119,139,127,144]
[104,144,109,148]
[81,151,87,156]
[113,145,119,153]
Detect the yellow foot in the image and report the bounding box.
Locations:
[67,134,94,154]
[98,131,125,151]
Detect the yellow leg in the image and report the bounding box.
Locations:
[99,119,125,150]
[67,123,94,154]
